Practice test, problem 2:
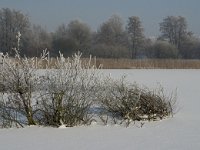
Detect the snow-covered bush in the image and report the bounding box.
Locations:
[99,76,176,125]
[0,33,50,127]
[0,52,39,127]
[0,50,102,128]
[37,52,101,127]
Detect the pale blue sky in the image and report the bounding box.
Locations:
[0,0,199,36]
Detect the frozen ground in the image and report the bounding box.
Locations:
[1,69,200,150]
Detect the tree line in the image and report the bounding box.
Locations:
[0,8,200,59]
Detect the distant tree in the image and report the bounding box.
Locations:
[67,20,92,55]
[159,16,188,49]
[93,15,129,58]
[147,41,178,59]
[23,25,52,57]
[0,8,30,55]
[179,35,200,59]
[52,24,68,55]
[91,43,129,58]
[96,15,126,45]
[53,20,92,56]
[139,38,153,58]
[127,16,144,59]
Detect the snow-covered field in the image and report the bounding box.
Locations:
[1,69,200,150]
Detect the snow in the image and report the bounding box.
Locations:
[1,69,200,150]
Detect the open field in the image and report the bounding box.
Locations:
[0,69,200,150]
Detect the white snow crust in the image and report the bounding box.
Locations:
[0,69,200,150]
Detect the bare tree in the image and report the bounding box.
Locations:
[0,8,30,55]
[92,15,129,58]
[147,41,178,58]
[67,20,92,54]
[53,20,92,56]
[160,16,188,49]
[179,35,200,59]
[23,25,53,57]
[127,16,144,59]
[96,14,126,45]
[52,24,69,56]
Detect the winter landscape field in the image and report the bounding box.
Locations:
[0,0,200,149]
[0,69,200,150]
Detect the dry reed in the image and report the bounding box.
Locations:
[5,57,200,69]
[94,58,200,69]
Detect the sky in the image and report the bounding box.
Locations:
[0,0,199,37]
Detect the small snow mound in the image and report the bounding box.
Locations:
[58,119,67,128]
[91,120,97,126]
[58,125,67,129]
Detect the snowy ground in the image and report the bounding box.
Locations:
[1,69,200,150]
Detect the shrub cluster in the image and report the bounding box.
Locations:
[100,77,176,124]
[0,52,176,128]
[96,77,176,125]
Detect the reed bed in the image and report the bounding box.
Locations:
[3,57,200,69]
[95,58,200,69]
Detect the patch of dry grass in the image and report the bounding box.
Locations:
[4,57,200,69]
[94,58,200,69]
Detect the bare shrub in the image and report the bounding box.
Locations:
[99,76,176,125]
[0,44,49,127]
[139,87,176,120]
[0,47,102,128]
[38,52,101,127]
[0,53,38,126]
